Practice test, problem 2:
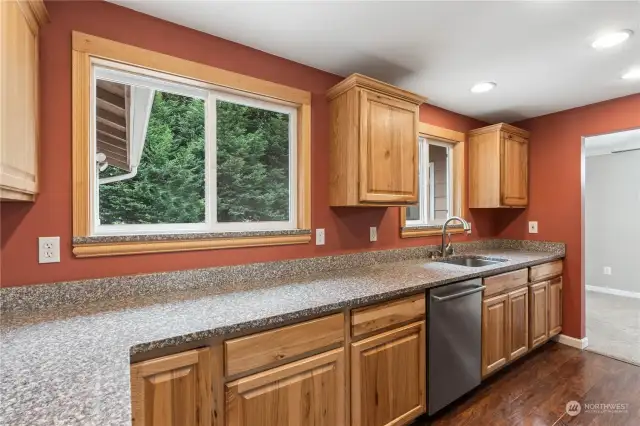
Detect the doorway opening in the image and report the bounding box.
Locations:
[583,128,640,365]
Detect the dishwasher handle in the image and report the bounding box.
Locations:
[431,285,486,302]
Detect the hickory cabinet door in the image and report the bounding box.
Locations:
[500,133,528,206]
[0,0,41,200]
[529,281,550,349]
[548,277,563,337]
[358,89,418,204]
[350,321,426,426]
[508,287,529,361]
[482,293,510,377]
[225,348,345,426]
[130,348,212,426]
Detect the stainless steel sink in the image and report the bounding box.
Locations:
[435,256,507,267]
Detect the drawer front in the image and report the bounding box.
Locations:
[351,294,425,338]
[225,313,344,376]
[529,260,563,282]
[483,269,528,298]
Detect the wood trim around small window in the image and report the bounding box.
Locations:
[400,123,467,238]
[71,32,312,257]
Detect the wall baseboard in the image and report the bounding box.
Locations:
[586,285,640,299]
[553,334,589,350]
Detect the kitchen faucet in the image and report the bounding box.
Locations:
[440,216,471,258]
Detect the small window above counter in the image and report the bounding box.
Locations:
[400,123,467,238]
[327,74,427,207]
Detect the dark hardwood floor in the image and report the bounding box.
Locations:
[413,341,640,426]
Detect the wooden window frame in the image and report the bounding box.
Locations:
[72,32,312,257]
[400,123,467,238]
[406,137,454,227]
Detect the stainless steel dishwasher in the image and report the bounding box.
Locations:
[427,278,485,415]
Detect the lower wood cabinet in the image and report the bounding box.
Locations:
[481,261,564,379]
[130,348,212,426]
[350,321,426,426]
[226,348,345,426]
[548,277,563,338]
[482,285,530,377]
[130,273,566,426]
[481,293,509,377]
[529,281,549,349]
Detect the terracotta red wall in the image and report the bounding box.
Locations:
[0,0,487,288]
[495,94,640,339]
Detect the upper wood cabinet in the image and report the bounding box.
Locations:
[130,348,212,426]
[327,74,426,207]
[0,0,48,201]
[468,123,530,208]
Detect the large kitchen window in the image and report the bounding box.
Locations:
[93,63,297,235]
[405,137,454,227]
[72,33,311,256]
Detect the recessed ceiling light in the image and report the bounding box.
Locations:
[592,30,633,49]
[622,68,640,80]
[470,81,497,93]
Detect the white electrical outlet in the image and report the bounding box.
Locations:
[369,226,377,242]
[603,266,612,275]
[528,221,539,234]
[38,237,60,264]
[315,228,325,246]
[468,222,472,233]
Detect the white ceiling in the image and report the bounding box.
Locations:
[585,128,640,157]
[108,0,640,123]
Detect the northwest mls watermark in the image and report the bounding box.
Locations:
[566,400,630,416]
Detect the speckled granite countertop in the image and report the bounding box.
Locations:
[0,243,563,425]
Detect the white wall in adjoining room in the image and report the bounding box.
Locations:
[585,142,640,295]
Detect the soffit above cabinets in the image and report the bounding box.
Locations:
[107,1,640,123]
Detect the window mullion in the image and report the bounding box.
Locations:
[207,92,218,231]
[288,110,297,229]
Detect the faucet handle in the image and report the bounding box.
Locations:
[445,233,455,256]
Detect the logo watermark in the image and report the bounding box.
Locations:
[566,401,581,416]
[565,400,630,417]
[583,402,629,414]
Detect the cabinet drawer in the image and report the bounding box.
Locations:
[225,313,343,376]
[351,294,425,338]
[483,269,528,298]
[529,260,563,282]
